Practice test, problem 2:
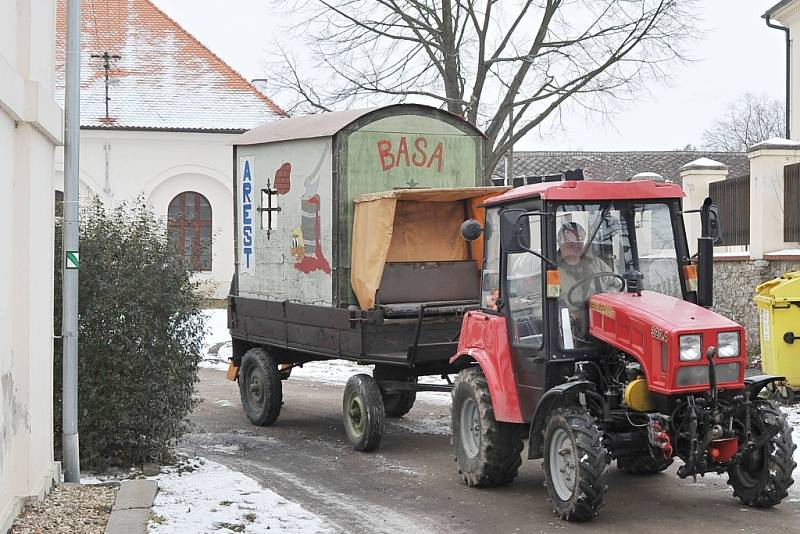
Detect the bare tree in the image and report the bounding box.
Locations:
[266,0,695,177]
[702,93,786,152]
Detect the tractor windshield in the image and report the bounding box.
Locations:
[555,201,681,349]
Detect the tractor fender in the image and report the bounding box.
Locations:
[744,374,786,397]
[527,380,596,459]
[450,349,524,423]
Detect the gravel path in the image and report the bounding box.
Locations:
[11,483,117,533]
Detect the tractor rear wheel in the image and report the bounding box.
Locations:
[616,455,673,475]
[727,401,796,507]
[343,374,385,452]
[238,348,282,426]
[542,407,608,522]
[451,367,524,487]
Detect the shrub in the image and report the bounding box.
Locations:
[54,198,206,468]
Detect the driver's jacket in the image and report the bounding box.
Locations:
[556,252,611,337]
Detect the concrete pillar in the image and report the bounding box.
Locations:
[680,157,728,255]
[747,138,800,259]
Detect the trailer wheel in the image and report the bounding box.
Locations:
[616,455,673,475]
[238,348,282,426]
[373,366,416,418]
[543,407,608,522]
[343,374,385,452]
[451,367,524,487]
[727,402,796,507]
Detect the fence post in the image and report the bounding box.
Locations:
[747,138,800,259]
[680,158,728,255]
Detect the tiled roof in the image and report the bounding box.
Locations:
[503,151,749,183]
[54,0,285,131]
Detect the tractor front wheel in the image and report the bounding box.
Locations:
[542,407,608,522]
[727,402,796,507]
[451,367,524,487]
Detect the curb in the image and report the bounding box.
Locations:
[104,480,158,534]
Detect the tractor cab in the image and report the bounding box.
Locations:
[482,181,694,355]
[451,180,795,522]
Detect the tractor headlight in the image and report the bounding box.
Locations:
[717,332,740,358]
[679,334,702,361]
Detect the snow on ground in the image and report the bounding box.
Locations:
[148,457,333,534]
[781,405,800,500]
[200,308,232,371]
[199,308,453,408]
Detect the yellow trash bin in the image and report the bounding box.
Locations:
[753,271,800,387]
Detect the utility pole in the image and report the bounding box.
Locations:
[63,0,82,483]
[91,52,120,120]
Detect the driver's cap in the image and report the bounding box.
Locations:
[558,221,586,244]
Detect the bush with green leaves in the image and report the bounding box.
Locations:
[54,198,206,468]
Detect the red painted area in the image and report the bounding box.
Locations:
[274,162,291,195]
[376,136,444,172]
[294,195,331,274]
[450,311,524,423]
[483,180,684,206]
[589,291,746,394]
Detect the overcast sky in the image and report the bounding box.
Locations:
[152,0,786,152]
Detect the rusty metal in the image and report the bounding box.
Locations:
[709,175,750,246]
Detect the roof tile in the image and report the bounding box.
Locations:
[54,0,286,131]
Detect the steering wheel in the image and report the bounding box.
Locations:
[566,272,626,307]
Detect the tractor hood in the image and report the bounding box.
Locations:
[588,291,746,394]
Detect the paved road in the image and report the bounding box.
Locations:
[184,369,800,534]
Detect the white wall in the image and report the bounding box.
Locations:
[774,3,800,141]
[0,1,62,530]
[54,129,238,298]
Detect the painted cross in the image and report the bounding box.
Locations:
[406,178,419,189]
[257,178,282,240]
[65,251,80,269]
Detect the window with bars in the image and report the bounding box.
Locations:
[168,191,212,272]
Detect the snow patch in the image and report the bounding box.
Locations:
[148,457,333,533]
[200,309,233,371]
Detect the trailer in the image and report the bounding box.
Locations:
[226,104,502,450]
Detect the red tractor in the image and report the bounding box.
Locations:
[451,179,796,521]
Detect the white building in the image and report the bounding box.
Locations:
[0,1,62,530]
[53,0,285,298]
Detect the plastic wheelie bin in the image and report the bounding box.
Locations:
[754,271,800,387]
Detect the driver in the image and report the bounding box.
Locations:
[557,221,610,342]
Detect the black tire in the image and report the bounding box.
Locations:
[542,407,608,522]
[238,348,282,426]
[451,367,524,487]
[343,374,385,452]
[616,455,673,475]
[373,366,416,418]
[727,401,797,507]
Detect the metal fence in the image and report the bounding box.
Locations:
[785,163,800,242]
[709,175,750,246]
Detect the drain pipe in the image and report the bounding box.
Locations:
[765,14,791,139]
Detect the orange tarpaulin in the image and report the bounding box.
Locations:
[350,186,508,309]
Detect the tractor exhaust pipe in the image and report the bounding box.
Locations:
[697,237,714,308]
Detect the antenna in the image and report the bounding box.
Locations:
[91,51,121,120]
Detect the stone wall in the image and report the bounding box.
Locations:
[713,259,800,357]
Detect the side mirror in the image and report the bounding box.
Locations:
[500,209,530,253]
[701,197,723,245]
[460,219,483,241]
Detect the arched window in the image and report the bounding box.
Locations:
[168,191,212,271]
